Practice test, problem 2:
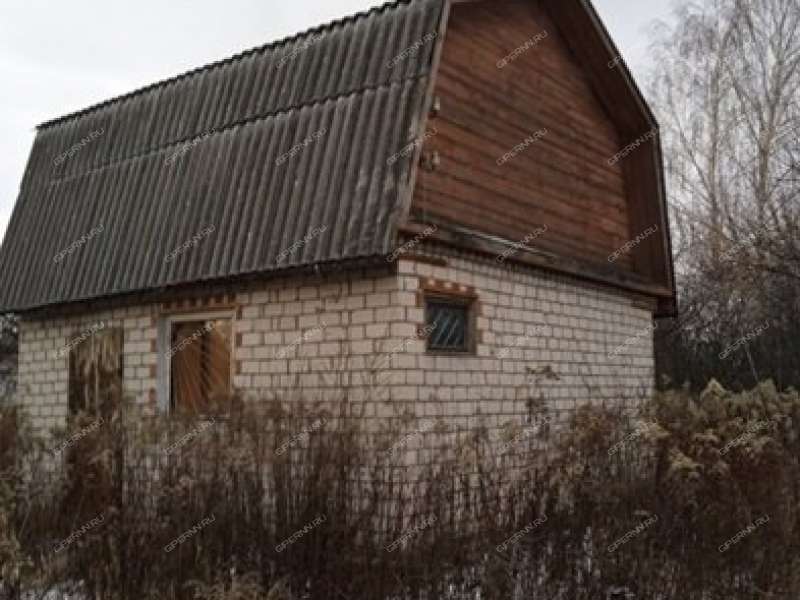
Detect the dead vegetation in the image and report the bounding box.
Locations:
[0,381,798,599]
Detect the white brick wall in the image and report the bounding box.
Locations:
[16,248,655,444]
[17,306,158,432]
[395,245,655,423]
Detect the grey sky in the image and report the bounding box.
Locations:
[0,0,675,242]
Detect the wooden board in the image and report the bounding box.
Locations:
[411,0,636,271]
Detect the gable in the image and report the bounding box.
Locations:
[412,0,633,268]
[406,0,675,314]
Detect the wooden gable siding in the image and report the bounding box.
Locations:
[410,0,633,270]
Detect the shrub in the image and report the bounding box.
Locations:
[2,381,798,599]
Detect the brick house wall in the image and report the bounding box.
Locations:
[15,245,654,438]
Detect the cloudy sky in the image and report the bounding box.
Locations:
[0,0,676,242]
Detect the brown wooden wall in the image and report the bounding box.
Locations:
[410,0,635,271]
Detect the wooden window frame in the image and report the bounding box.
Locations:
[416,277,479,356]
[423,293,477,355]
[157,310,235,414]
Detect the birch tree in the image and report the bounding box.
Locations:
[649,0,800,389]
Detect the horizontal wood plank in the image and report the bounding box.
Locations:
[411,0,634,270]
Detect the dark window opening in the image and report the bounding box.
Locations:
[424,297,473,353]
[169,319,232,414]
[68,328,123,419]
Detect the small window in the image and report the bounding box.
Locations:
[424,296,473,353]
[68,327,123,418]
[166,316,232,414]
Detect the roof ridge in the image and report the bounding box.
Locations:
[42,75,423,188]
[36,0,419,131]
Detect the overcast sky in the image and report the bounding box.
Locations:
[0,0,676,242]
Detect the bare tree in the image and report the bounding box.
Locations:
[649,0,800,389]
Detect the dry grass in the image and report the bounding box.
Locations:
[1,380,798,599]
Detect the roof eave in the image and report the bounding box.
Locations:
[5,255,393,318]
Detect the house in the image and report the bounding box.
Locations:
[0,0,674,435]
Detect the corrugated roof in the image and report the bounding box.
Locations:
[0,0,446,312]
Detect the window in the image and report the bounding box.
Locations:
[424,296,474,353]
[68,327,123,418]
[161,314,233,415]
